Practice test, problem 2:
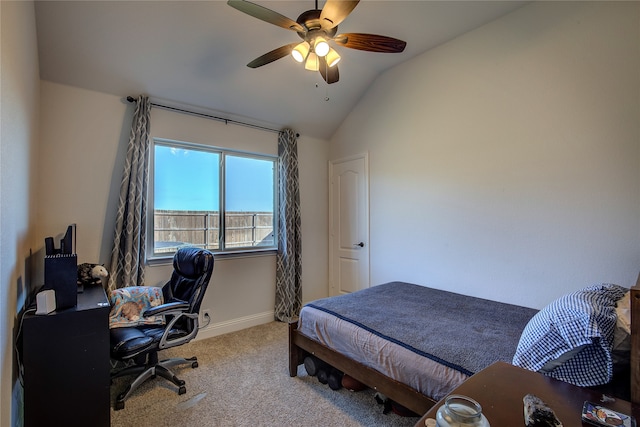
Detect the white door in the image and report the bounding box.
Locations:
[329,154,369,296]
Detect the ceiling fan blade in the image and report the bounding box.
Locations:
[247,43,299,68]
[334,33,406,53]
[319,0,359,30]
[227,0,304,32]
[319,57,339,84]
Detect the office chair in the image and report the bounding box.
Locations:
[109,247,214,410]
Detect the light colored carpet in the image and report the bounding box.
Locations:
[110,321,420,427]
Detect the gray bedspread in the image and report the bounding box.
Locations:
[306,281,539,376]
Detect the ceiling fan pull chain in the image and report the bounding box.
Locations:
[323,61,330,100]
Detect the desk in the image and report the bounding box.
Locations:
[416,362,638,427]
[23,284,111,427]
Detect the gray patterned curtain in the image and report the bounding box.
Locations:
[275,128,302,321]
[107,95,151,293]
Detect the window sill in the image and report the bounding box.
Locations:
[146,248,277,266]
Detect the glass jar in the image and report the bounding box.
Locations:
[435,395,490,427]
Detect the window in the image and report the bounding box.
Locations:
[151,139,277,257]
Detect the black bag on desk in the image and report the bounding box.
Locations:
[44,254,77,309]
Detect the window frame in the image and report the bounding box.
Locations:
[147,137,279,262]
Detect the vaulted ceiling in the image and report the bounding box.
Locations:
[35,1,526,139]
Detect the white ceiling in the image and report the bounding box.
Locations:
[35,0,526,140]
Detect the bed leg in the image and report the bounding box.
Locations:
[288,320,304,377]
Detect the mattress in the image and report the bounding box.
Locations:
[298,282,538,401]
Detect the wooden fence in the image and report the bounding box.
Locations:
[154,210,274,253]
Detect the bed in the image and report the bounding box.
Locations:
[288,274,640,415]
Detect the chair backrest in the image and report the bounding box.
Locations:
[163,247,214,325]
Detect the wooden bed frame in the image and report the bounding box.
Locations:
[289,273,640,415]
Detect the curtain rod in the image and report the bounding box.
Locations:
[126,96,299,137]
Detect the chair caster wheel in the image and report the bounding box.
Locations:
[179,385,187,395]
[115,400,125,411]
[117,389,129,402]
[192,361,199,369]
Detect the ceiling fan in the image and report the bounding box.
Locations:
[227,0,407,84]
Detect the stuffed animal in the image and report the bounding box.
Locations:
[77,263,108,287]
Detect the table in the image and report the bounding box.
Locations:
[416,361,638,427]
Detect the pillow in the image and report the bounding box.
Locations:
[512,283,628,387]
[538,344,588,373]
[109,286,165,329]
[540,289,630,371]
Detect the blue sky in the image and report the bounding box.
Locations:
[154,145,274,212]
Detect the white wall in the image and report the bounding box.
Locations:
[330,1,640,309]
[298,133,331,303]
[1,2,40,426]
[37,82,329,339]
[37,83,131,265]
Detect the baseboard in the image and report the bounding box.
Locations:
[195,310,275,341]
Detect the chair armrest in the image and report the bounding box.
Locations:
[143,301,189,317]
[158,312,200,350]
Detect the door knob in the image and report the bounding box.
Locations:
[354,242,365,247]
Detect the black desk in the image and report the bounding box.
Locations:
[23,284,111,427]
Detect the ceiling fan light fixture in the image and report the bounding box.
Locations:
[325,48,341,67]
[292,41,310,63]
[314,36,330,57]
[229,0,408,84]
[305,52,320,71]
